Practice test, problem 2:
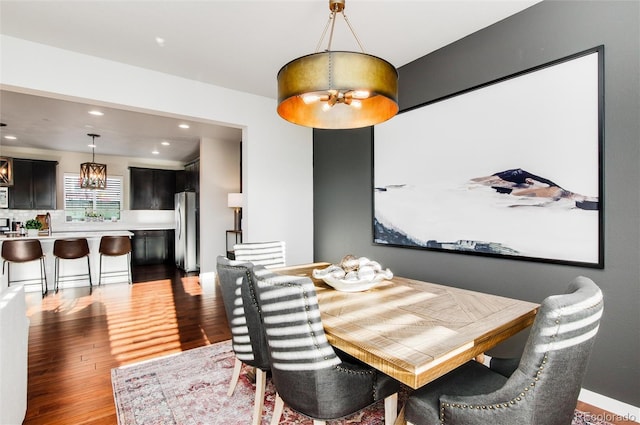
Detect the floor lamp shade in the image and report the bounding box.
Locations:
[228,193,243,231]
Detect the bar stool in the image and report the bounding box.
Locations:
[98,236,132,285]
[53,238,92,292]
[1,239,48,297]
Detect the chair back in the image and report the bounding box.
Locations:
[216,256,270,370]
[99,236,131,256]
[250,267,350,417]
[233,241,286,269]
[53,238,90,260]
[504,276,604,424]
[1,239,44,263]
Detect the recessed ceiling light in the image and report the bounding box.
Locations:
[161,141,170,146]
[152,150,160,155]
[4,135,17,140]
[155,37,165,47]
[89,110,104,116]
[179,124,190,129]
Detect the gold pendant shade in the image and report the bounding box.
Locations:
[277,51,398,129]
[276,0,398,129]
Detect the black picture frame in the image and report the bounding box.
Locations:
[373,46,604,268]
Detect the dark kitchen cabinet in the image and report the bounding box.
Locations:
[175,170,186,193]
[184,159,199,192]
[8,158,57,209]
[129,167,176,210]
[131,229,174,265]
[176,159,199,193]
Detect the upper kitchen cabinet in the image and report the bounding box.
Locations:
[175,159,199,193]
[8,158,57,209]
[129,167,176,210]
[184,159,199,192]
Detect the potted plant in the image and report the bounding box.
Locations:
[25,218,42,236]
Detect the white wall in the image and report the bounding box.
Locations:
[199,137,241,272]
[0,285,29,424]
[0,35,314,270]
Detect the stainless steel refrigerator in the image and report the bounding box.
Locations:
[175,191,198,272]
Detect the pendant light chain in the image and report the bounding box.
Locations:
[315,8,365,53]
[327,9,338,51]
[91,135,97,163]
[315,12,333,52]
[342,12,365,53]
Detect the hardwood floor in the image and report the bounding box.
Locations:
[23,264,230,425]
[22,264,635,425]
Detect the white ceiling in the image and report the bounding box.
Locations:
[0,0,540,162]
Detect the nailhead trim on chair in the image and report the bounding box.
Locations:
[430,282,603,425]
[439,354,548,424]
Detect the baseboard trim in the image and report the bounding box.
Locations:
[579,389,639,423]
[199,271,216,286]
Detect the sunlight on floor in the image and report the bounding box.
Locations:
[181,275,202,296]
[106,280,182,365]
[24,272,222,369]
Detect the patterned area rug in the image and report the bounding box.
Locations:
[111,340,613,425]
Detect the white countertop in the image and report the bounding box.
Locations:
[1,230,134,241]
[52,222,175,232]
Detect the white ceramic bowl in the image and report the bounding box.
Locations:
[312,260,393,292]
[320,274,388,292]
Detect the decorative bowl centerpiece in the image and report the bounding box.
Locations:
[312,255,393,292]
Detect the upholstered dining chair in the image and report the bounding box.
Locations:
[404,276,604,425]
[233,241,286,269]
[216,256,270,425]
[249,266,401,425]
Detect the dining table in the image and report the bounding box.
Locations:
[274,262,539,390]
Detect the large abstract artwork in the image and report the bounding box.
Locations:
[374,47,603,267]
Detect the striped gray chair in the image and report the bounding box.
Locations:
[233,241,286,269]
[249,266,400,425]
[216,256,270,425]
[405,276,604,425]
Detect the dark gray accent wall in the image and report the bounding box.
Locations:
[313,1,639,407]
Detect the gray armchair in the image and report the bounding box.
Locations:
[405,276,604,425]
[216,256,270,425]
[249,266,400,425]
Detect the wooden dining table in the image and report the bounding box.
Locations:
[274,262,539,390]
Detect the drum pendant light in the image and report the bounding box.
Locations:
[80,133,107,189]
[277,0,398,129]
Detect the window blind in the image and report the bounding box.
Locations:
[64,173,122,221]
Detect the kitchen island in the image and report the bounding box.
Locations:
[0,231,133,293]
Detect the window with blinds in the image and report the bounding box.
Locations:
[64,173,123,221]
